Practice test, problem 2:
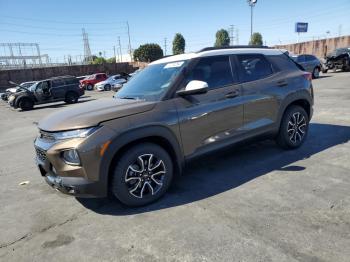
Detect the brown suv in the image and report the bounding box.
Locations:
[34,47,314,206]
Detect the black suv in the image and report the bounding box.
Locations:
[8,76,84,110]
[34,47,314,206]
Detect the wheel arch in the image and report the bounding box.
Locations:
[99,125,184,195]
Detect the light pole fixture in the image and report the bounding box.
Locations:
[247,0,258,42]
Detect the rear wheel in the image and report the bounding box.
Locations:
[19,97,34,111]
[65,92,78,104]
[104,84,111,91]
[276,105,309,149]
[312,67,320,79]
[86,84,93,91]
[111,143,173,206]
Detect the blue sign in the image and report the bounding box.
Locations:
[295,22,308,33]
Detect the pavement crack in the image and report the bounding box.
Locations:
[0,210,88,250]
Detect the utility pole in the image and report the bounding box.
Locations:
[338,24,342,37]
[164,38,167,56]
[247,0,257,42]
[82,28,92,64]
[229,25,235,46]
[235,28,239,45]
[118,36,122,62]
[113,46,116,63]
[126,21,132,61]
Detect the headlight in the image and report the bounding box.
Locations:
[52,127,100,140]
[62,149,80,165]
[8,95,15,103]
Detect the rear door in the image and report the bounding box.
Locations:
[174,55,244,157]
[236,53,281,133]
[50,79,66,99]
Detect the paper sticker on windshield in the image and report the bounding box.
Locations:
[164,61,184,69]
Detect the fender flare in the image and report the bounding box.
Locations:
[98,125,184,193]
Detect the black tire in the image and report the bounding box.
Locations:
[312,67,320,79]
[64,92,78,104]
[104,84,111,91]
[19,97,34,111]
[111,143,173,206]
[86,84,93,91]
[276,105,309,149]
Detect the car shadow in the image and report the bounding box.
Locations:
[77,123,350,215]
[24,98,95,111]
[315,75,332,79]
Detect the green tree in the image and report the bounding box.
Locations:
[133,44,164,62]
[172,33,185,55]
[249,32,263,46]
[214,29,230,47]
[90,57,106,65]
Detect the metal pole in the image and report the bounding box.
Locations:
[126,21,132,61]
[118,36,122,62]
[250,5,253,40]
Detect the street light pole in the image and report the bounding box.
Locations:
[247,0,257,42]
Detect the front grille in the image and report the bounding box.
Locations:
[35,147,47,161]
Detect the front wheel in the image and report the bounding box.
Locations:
[276,105,309,149]
[19,98,34,111]
[86,84,93,91]
[111,143,173,206]
[104,84,111,91]
[312,67,320,79]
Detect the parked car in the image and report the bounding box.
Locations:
[34,46,313,206]
[291,54,322,79]
[8,76,84,110]
[94,74,127,91]
[76,75,90,81]
[1,81,36,101]
[323,47,350,73]
[79,73,107,90]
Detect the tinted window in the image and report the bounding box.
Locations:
[297,55,305,63]
[51,79,65,87]
[65,78,78,85]
[267,54,299,71]
[96,74,102,79]
[185,55,234,89]
[237,54,273,82]
[305,55,316,61]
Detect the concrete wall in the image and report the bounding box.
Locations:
[275,35,350,59]
[0,62,147,90]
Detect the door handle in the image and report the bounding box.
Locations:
[277,80,288,87]
[225,90,239,98]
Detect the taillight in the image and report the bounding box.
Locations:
[303,72,312,81]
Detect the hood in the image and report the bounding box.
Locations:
[6,88,17,93]
[38,98,156,132]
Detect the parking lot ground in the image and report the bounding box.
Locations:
[0,73,349,262]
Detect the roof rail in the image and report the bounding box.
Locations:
[197,45,270,53]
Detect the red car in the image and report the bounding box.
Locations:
[79,73,107,90]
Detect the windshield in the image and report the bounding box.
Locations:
[28,82,38,91]
[115,61,187,101]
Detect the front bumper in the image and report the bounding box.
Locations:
[33,126,116,198]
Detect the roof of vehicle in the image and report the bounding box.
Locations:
[150,46,284,65]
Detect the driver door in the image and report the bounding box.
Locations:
[173,55,244,157]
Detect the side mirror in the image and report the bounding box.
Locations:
[176,80,208,96]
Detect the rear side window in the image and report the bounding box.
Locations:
[185,55,234,90]
[65,78,78,85]
[267,54,300,72]
[236,54,273,82]
[96,74,102,79]
[51,79,64,87]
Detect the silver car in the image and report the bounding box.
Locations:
[94,75,127,91]
[291,54,322,79]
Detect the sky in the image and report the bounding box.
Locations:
[0,0,349,62]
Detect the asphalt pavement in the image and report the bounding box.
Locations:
[0,73,349,262]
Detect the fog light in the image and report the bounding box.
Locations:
[62,149,80,165]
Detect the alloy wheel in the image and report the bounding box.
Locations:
[124,154,166,198]
[287,112,307,144]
